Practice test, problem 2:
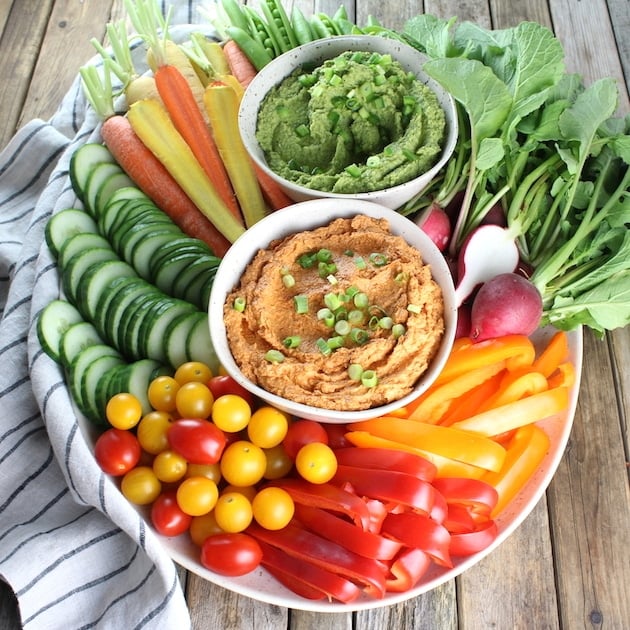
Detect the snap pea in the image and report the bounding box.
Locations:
[315,12,343,36]
[259,0,298,53]
[309,14,335,39]
[241,6,278,58]
[290,5,315,45]
[219,0,250,35]
[224,25,273,70]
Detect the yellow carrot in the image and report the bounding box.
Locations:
[204,82,268,228]
[127,97,246,243]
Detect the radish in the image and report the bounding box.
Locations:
[469,273,543,342]
[416,204,451,252]
[453,224,520,307]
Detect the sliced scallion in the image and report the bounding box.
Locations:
[233,296,246,312]
[265,349,285,363]
[361,370,378,388]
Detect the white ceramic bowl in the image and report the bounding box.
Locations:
[238,35,458,209]
[208,198,458,423]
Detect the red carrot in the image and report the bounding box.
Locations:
[223,39,258,88]
[252,162,294,210]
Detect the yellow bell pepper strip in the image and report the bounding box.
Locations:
[475,368,549,413]
[434,334,536,386]
[532,330,569,378]
[380,511,453,568]
[385,548,432,593]
[547,361,576,389]
[347,418,507,473]
[247,521,388,598]
[293,504,403,561]
[481,423,551,517]
[406,360,507,423]
[333,447,437,481]
[449,519,498,557]
[451,385,569,437]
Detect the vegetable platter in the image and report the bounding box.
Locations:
[28,0,628,617]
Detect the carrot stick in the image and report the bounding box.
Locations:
[223,38,258,88]
[252,163,294,210]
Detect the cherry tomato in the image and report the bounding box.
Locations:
[211,394,251,433]
[262,444,293,480]
[147,375,180,412]
[295,442,338,484]
[152,449,188,483]
[200,532,262,576]
[167,418,226,465]
[186,462,222,484]
[151,490,192,536]
[323,423,352,449]
[175,381,214,419]
[106,393,143,430]
[247,406,289,448]
[136,411,174,455]
[208,374,254,407]
[221,485,258,502]
[282,419,329,459]
[120,466,162,505]
[220,440,266,487]
[176,476,219,516]
[174,361,213,385]
[252,487,294,530]
[189,512,223,547]
[213,491,253,533]
[94,428,141,476]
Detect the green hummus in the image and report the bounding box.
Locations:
[255,50,446,194]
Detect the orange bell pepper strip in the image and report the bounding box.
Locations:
[532,330,569,378]
[481,423,551,517]
[451,385,569,437]
[547,361,576,389]
[434,334,536,386]
[347,417,507,473]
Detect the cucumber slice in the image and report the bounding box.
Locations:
[130,232,189,280]
[110,209,177,255]
[37,299,84,363]
[152,251,215,299]
[185,312,218,371]
[148,238,215,280]
[114,358,170,415]
[94,171,136,218]
[59,320,104,368]
[62,248,121,306]
[164,312,201,369]
[45,208,100,260]
[117,290,163,360]
[83,162,128,217]
[80,354,126,424]
[58,232,112,270]
[99,196,149,239]
[119,225,182,272]
[181,258,220,310]
[69,143,115,201]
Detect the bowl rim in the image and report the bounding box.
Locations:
[237,34,459,204]
[208,198,458,423]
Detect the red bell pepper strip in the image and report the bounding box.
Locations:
[443,503,476,534]
[448,519,498,557]
[385,547,432,593]
[332,465,435,515]
[293,503,403,561]
[264,564,326,601]
[268,478,371,530]
[430,489,448,525]
[431,477,499,516]
[257,539,362,603]
[380,511,453,568]
[333,447,437,481]
[248,522,388,598]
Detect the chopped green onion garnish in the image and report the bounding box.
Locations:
[351,328,370,345]
[327,336,345,350]
[392,323,406,338]
[316,248,332,263]
[265,349,285,363]
[348,364,363,381]
[348,309,364,325]
[283,335,301,349]
[324,292,342,311]
[317,307,335,327]
[297,252,317,268]
[294,294,309,314]
[295,123,310,137]
[316,337,332,355]
[233,296,246,312]
[407,304,421,314]
[327,274,338,285]
[379,316,394,329]
[369,252,388,266]
[345,286,359,298]
[282,273,295,288]
[345,164,362,178]
[353,292,369,309]
[361,370,378,388]
[334,320,351,336]
[354,256,366,269]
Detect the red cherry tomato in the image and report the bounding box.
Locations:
[200,532,262,576]
[208,375,255,407]
[323,423,352,450]
[282,419,329,459]
[151,491,193,537]
[94,428,141,476]
[167,418,227,465]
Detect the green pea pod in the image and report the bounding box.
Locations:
[317,13,343,36]
[332,17,355,35]
[290,6,315,45]
[259,0,294,53]
[333,5,349,22]
[310,14,335,39]
[268,0,299,49]
[219,0,250,34]
[242,6,278,57]
[225,26,273,70]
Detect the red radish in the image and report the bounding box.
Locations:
[469,273,543,342]
[456,303,472,339]
[479,202,507,227]
[416,204,451,252]
[454,224,520,307]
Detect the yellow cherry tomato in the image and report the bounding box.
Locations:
[175,381,214,419]
[189,512,223,547]
[120,466,162,505]
[152,449,188,483]
[252,487,294,530]
[295,442,338,484]
[174,361,213,385]
[221,484,258,502]
[247,406,289,448]
[147,375,180,412]
[176,476,219,516]
[211,394,251,433]
[213,491,253,533]
[263,444,294,480]
[186,462,222,484]
[106,393,143,430]
[136,411,174,454]
[220,440,267,487]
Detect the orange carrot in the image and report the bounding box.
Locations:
[223,39,258,88]
[253,163,294,210]
[100,115,232,257]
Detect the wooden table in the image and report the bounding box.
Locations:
[1,1,629,628]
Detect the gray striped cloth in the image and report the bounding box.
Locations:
[0,2,218,627]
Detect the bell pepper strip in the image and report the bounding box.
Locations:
[431,477,499,517]
[430,487,448,525]
[406,360,506,423]
[264,564,327,601]
[481,423,551,517]
[247,521,388,598]
[364,498,388,533]
[443,503,476,534]
[434,334,536,386]
[257,540,362,603]
[344,431,489,479]
[332,464,435,514]
[293,504,403,560]
[333,447,437,481]
[346,418,507,473]
[448,519,498,557]
[385,547,432,592]
[476,368,549,413]
[267,478,371,530]
[547,361,576,389]
[451,386,569,437]
[532,330,569,378]
[380,511,453,568]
